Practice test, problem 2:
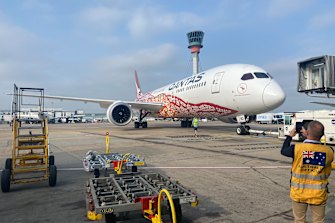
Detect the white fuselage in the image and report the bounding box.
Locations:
[138,64,285,119]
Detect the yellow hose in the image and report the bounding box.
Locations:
[152,188,177,223]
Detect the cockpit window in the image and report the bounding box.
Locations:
[254,72,269,78]
[241,73,254,80]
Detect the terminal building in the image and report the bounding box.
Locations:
[0,108,86,124]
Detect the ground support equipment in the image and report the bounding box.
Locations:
[85,172,198,223]
[1,85,57,192]
[83,151,145,173]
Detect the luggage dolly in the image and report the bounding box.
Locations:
[83,151,146,174]
[85,172,199,223]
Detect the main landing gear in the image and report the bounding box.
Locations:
[180,119,192,128]
[134,110,149,129]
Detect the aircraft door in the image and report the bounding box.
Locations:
[211,72,224,94]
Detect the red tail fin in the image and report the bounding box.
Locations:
[134,70,143,99]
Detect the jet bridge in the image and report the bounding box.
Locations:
[297,55,335,95]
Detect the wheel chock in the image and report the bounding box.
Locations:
[87,211,102,221]
[191,200,199,207]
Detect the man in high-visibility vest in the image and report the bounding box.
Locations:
[281,121,334,223]
[192,117,199,137]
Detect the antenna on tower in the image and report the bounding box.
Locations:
[187,30,204,76]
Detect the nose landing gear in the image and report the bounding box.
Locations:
[236,125,250,135]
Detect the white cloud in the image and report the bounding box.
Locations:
[93,43,178,77]
[128,7,205,38]
[78,5,125,32]
[21,0,53,12]
[96,36,120,45]
[310,9,335,28]
[0,16,45,80]
[266,0,314,18]
[74,43,183,100]
[77,4,205,41]
[264,57,297,77]
[128,8,175,37]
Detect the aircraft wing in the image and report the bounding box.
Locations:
[9,93,163,112]
[310,101,335,107]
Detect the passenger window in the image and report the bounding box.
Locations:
[241,73,254,80]
[254,72,269,78]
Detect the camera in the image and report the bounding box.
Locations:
[295,122,303,133]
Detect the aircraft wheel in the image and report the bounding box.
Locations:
[245,125,251,135]
[49,165,57,187]
[5,158,12,170]
[1,169,11,192]
[236,126,246,135]
[181,121,187,128]
[142,122,148,128]
[134,122,140,129]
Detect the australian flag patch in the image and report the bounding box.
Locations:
[302,151,326,166]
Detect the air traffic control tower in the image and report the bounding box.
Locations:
[187,30,204,76]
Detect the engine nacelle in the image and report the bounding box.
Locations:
[106,101,132,126]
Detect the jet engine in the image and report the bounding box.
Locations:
[106,101,132,126]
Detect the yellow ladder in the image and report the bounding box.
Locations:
[11,116,50,184]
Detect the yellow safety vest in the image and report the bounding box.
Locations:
[290,143,334,205]
[192,118,199,127]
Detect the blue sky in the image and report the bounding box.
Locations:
[1,0,335,113]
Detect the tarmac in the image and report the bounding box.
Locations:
[1,121,335,223]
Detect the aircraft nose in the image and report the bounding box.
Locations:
[262,81,286,109]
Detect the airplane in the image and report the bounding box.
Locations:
[14,63,286,135]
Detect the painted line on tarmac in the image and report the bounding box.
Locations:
[141,166,292,169]
[58,168,85,171]
[56,166,293,171]
[0,166,292,172]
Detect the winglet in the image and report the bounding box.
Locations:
[135,70,143,99]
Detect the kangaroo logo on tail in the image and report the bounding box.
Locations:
[134,71,143,99]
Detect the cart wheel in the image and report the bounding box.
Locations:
[5,158,12,170]
[49,165,57,187]
[1,169,11,192]
[105,213,116,223]
[168,199,182,223]
[49,155,55,166]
